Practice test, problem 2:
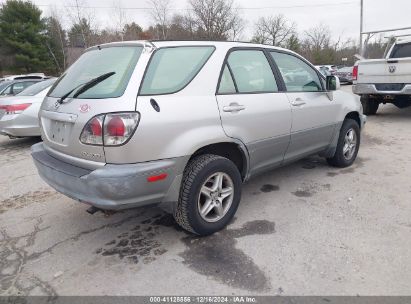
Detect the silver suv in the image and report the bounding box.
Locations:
[32,41,366,235]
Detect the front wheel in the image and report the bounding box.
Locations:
[327,118,360,168]
[174,154,242,236]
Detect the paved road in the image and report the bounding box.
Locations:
[1,86,410,296]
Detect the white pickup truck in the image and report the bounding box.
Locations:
[352,38,411,115]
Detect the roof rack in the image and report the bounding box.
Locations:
[383,34,411,39]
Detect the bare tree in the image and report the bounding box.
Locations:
[229,14,245,41]
[113,0,128,40]
[167,14,196,40]
[304,23,332,51]
[252,14,296,46]
[188,0,243,41]
[147,0,172,40]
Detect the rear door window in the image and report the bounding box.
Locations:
[18,79,56,96]
[12,82,33,94]
[140,46,215,95]
[390,43,411,58]
[226,50,278,93]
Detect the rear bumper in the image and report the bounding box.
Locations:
[336,75,353,83]
[31,143,188,210]
[353,83,411,95]
[0,113,40,137]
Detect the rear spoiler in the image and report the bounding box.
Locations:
[86,41,157,54]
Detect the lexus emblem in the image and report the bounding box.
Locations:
[54,101,60,109]
[389,66,396,73]
[79,104,91,113]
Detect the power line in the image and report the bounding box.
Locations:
[31,1,358,11]
[240,1,358,10]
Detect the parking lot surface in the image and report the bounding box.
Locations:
[1,86,411,296]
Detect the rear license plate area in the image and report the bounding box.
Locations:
[49,120,72,145]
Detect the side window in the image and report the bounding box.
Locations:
[270,52,323,92]
[140,46,215,95]
[218,65,236,94]
[390,42,411,58]
[227,50,278,93]
[20,81,35,91]
[12,83,26,94]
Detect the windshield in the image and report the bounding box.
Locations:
[17,78,56,96]
[390,43,411,58]
[48,46,143,99]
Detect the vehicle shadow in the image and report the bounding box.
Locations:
[373,103,411,121]
[0,136,42,150]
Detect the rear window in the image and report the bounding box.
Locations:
[18,78,56,96]
[48,46,143,99]
[0,81,10,91]
[140,46,215,95]
[390,43,411,58]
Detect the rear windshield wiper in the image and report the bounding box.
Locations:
[58,71,116,104]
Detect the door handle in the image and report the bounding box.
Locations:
[290,98,306,107]
[223,103,246,113]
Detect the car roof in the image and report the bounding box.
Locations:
[87,40,297,56]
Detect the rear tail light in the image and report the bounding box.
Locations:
[80,112,140,146]
[352,65,358,81]
[104,113,139,145]
[0,103,31,115]
[80,116,103,145]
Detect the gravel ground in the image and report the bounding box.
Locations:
[0,85,410,296]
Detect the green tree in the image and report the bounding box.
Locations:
[68,18,93,48]
[286,34,300,53]
[123,22,143,40]
[0,0,52,72]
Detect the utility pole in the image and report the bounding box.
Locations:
[359,0,364,55]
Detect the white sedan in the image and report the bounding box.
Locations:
[0,78,56,138]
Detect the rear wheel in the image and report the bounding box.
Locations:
[174,154,242,236]
[361,95,379,115]
[327,118,360,168]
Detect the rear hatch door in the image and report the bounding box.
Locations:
[39,43,151,165]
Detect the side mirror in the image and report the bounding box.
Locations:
[326,75,340,91]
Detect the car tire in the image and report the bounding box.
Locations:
[361,95,379,115]
[327,118,360,168]
[174,154,242,236]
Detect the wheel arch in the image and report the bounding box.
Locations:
[345,111,362,129]
[189,141,250,181]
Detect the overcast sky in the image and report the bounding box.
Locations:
[2,0,410,43]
